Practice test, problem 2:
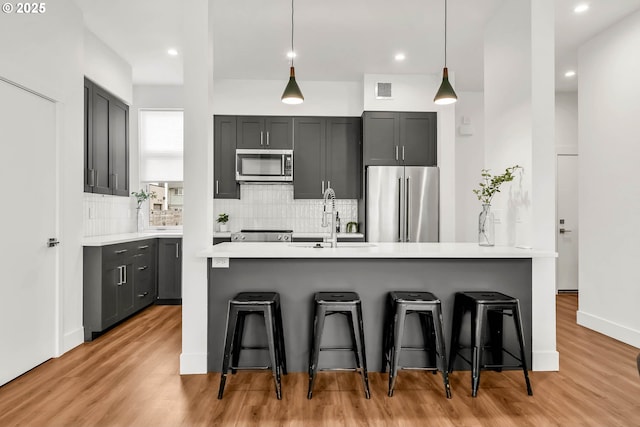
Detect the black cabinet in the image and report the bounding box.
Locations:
[362,111,436,166]
[157,238,182,303]
[84,78,129,196]
[237,116,293,149]
[214,115,239,199]
[294,117,361,199]
[83,240,156,341]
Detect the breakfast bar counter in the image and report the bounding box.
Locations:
[202,242,557,373]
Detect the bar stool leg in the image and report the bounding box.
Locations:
[263,305,282,400]
[381,294,394,373]
[432,303,452,398]
[230,312,246,374]
[388,304,406,397]
[471,305,486,397]
[448,294,465,373]
[354,301,371,399]
[307,304,326,399]
[275,302,288,375]
[218,304,239,399]
[512,302,533,396]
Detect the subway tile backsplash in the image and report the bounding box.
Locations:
[214,184,358,232]
[83,193,136,237]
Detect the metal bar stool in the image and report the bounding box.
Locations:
[382,291,451,398]
[307,292,370,399]
[218,292,287,400]
[448,291,532,397]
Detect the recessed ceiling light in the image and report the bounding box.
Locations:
[395,53,406,61]
[574,3,589,13]
[167,48,178,56]
[565,70,576,78]
[287,51,297,59]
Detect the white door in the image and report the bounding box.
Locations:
[0,79,57,386]
[557,154,579,291]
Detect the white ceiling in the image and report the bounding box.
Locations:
[75,0,640,92]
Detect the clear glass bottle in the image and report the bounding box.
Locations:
[478,204,495,246]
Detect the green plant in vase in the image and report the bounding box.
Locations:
[131,189,156,232]
[473,165,521,246]
[217,213,230,232]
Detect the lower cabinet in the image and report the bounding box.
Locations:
[157,238,182,304]
[83,239,157,341]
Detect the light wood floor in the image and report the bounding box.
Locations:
[1,294,639,426]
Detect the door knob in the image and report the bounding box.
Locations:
[559,228,572,234]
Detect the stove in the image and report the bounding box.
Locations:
[231,229,293,242]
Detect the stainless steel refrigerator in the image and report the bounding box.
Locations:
[366,166,439,242]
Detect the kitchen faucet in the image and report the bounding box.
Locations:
[322,187,337,248]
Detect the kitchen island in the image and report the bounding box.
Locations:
[201,242,557,373]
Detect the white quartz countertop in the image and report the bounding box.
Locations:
[213,232,364,239]
[83,231,183,246]
[200,242,557,260]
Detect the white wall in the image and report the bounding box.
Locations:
[555,92,578,154]
[577,9,640,348]
[84,29,133,105]
[455,92,485,242]
[0,0,85,353]
[484,0,558,371]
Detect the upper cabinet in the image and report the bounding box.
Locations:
[294,117,361,199]
[237,116,293,149]
[84,78,130,196]
[362,111,436,167]
[214,115,240,199]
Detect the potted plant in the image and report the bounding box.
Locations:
[473,165,521,246]
[217,213,230,232]
[131,189,156,232]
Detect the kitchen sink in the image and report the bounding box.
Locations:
[288,242,376,249]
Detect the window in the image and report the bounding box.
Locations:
[139,110,183,227]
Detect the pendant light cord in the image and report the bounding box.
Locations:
[290,0,295,67]
[444,0,447,66]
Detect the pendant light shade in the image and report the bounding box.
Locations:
[434,0,457,105]
[281,0,304,104]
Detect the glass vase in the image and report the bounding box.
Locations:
[137,208,144,232]
[478,204,495,246]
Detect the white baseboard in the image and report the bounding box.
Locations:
[180,352,208,374]
[532,350,559,371]
[577,310,640,349]
[60,327,84,356]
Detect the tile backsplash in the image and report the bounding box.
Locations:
[214,184,358,232]
[84,193,136,237]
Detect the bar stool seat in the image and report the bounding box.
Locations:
[382,291,451,398]
[307,292,370,399]
[448,291,532,397]
[218,292,286,400]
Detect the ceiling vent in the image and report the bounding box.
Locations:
[375,82,393,99]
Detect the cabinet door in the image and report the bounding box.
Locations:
[265,116,293,149]
[214,116,239,199]
[326,117,361,199]
[133,240,156,310]
[399,112,437,166]
[362,112,399,166]
[84,80,93,192]
[110,99,129,196]
[118,261,135,318]
[293,117,325,199]
[157,238,182,300]
[101,264,120,328]
[91,86,112,195]
[236,116,264,149]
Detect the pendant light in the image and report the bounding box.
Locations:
[281,0,304,104]
[433,0,457,105]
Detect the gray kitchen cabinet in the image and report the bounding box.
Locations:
[294,117,361,199]
[237,116,293,149]
[362,111,436,166]
[84,78,130,196]
[83,240,156,341]
[214,115,239,199]
[157,238,182,304]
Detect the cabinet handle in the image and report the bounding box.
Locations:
[122,266,127,284]
[138,266,148,271]
[402,146,405,161]
[395,146,399,161]
[406,177,410,241]
[115,249,128,254]
[176,243,179,259]
[321,180,325,195]
[327,180,331,189]
[117,266,123,285]
[215,180,219,195]
[266,131,270,146]
[137,292,149,298]
[114,173,118,190]
[138,245,149,250]
[398,178,402,242]
[260,131,264,146]
[88,169,95,187]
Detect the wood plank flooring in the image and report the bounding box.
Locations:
[1,294,639,426]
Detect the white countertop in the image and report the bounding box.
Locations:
[200,242,557,260]
[83,231,183,246]
[213,231,365,239]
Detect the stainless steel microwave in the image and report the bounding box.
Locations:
[235,149,293,182]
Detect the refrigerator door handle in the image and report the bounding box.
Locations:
[398,177,403,242]
[406,177,410,241]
